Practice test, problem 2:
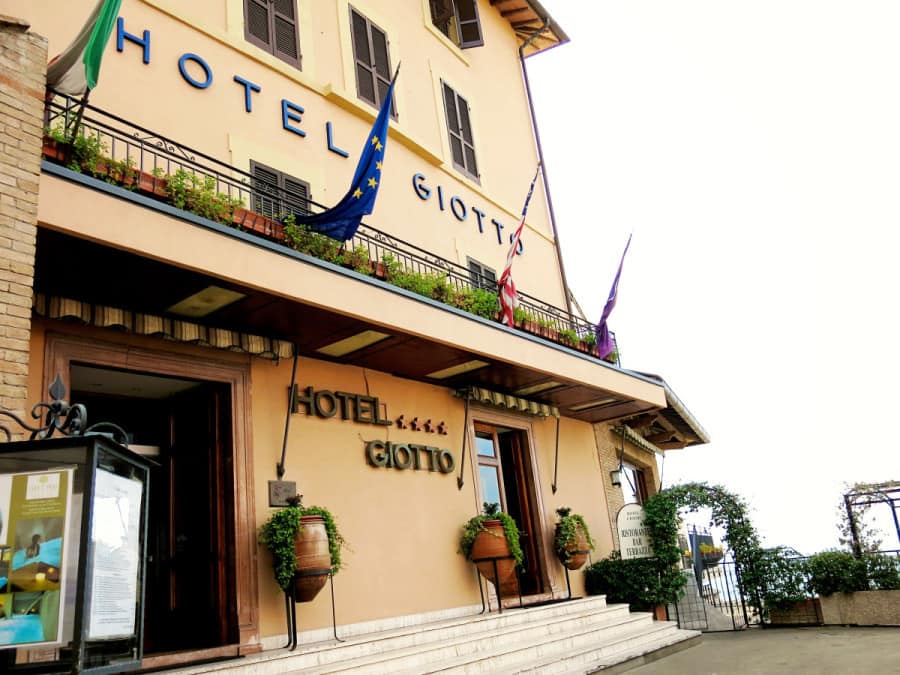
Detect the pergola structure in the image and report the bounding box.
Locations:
[844,481,900,555]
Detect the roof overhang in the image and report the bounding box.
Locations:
[491,0,569,55]
[618,372,710,451]
[35,166,665,425]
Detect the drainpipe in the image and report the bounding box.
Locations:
[519,19,573,317]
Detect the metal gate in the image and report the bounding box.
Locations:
[671,560,760,631]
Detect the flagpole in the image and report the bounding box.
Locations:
[66,88,91,145]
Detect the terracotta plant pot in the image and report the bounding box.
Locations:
[557,522,590,571]
[292,514,332,602]
[470,519,517,592]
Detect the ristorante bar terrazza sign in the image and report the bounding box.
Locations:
[291,385,454,474]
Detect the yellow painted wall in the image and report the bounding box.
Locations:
[251,355,615,634]
[6,0,567,307]
[25,320,619,637]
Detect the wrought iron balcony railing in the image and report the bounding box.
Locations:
[42,93,618,364]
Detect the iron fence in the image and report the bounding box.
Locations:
[673,549,900,632]
[44,93,614,357]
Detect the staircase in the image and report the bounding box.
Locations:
[163,597,699,675]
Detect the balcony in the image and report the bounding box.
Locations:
[36,94,666,423]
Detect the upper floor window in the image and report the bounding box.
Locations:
[250,161,310,220]
[244,0,301,68]
[350,8,396,116]
[467,258,496,292]
[442,82,478,180]
[429,0,484,49]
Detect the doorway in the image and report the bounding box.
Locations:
[473,422,544,595]
[70,364,237,655]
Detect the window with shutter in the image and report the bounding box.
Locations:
[244,0,301,69]
[467,258,497,292]
[250,161,311,220]
[349,8,396,117]
[429,0,483,49]
[442,81,479,180]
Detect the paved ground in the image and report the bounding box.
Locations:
[630,626,900,674]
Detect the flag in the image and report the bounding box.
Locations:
[595,234,632,359]
[292,72,398,241]
[497,166,541,327]
[46,0,122,96]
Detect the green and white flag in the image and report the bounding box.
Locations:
[46,0,122,96]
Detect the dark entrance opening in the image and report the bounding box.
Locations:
[70,364,237,655]
[474,422,543,595]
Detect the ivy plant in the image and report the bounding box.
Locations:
[554,506,595,564]
[258,494,347,591]
[459,502,524,569]
[638,482,764,606]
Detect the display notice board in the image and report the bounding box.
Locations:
[0,469,74,649]
[85,469,143,640]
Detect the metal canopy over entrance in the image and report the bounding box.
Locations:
[34,228,665,425]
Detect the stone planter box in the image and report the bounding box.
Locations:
[768,598,822,625]
[819,590,900,626]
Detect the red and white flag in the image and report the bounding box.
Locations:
[497,166,541,327]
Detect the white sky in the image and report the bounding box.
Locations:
[527,1,900,554]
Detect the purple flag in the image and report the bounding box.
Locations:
[596,234,632,360]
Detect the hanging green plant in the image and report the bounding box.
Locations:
[459,502,524,568]
[554,507,595,566]
[258,494,347,591]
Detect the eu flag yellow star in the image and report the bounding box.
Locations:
[375,141,383,151]
[367,177,378,188]
[376,160,383,171]
[371,136,379,146]
[353,187,363,198]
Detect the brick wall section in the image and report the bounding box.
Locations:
[595,424,662,551]
[0,16,47,437]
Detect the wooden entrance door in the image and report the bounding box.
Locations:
[151,383,235,652]
[473,422,543,595]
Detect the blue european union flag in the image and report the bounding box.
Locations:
[293,75,397,241]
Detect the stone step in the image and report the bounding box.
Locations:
[509,621,698,674]
[161,596,612,675]
[291,602,638,674]
[382,612,662,675]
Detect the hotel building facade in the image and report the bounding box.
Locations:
[0,0,707,668]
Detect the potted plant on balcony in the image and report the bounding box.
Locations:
[460,502,523,594]
[258,494,346,602]
[554,507,595,570]
[699,542,724,567]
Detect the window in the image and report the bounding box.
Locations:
[467,258,496,292]
[429,0,484,49]
[621,463,649,505]
[350,8,396,116]
[244,0,301,68]
[250,161,310,220]
[442,82,478,179]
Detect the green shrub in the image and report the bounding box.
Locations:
[806,550,868,595]
[756,547,810,609]
[865,553,900,590]
[167,169,243,225]
[283,219,345,262]
[453,287,498,319]
[583,553,677,610]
